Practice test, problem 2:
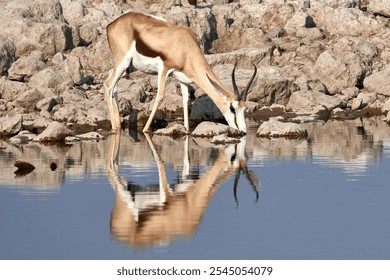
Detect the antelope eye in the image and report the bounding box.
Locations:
[230,105,236,113]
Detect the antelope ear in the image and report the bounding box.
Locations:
[206,73,228,98]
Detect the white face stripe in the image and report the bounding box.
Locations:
[228,101,247,133]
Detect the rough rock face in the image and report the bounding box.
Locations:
[0,0,389,139]
[363,66,390,97]
[0,115,23,137]
[286,89,345,116]
[0,0,72,57]
[0,35,16,75]
[368,0,390,17]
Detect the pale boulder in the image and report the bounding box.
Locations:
[286,89,344,115]
[351,92,378,110]
[312,50,355,95]
[211,134,241,144]
[64,55,83,85]
[73,132,105,140]
[0,79,31,102]
[0,0,72,57]
[33,121,73,142]
[0,35,16,74]
[256,118,307,138]
[7,51,46,81]
[192,122,239,137]
[0,115,23,137]
[363,67,390,97]
[29,67,73,92]
[368,0,390,17]
[10,89,44,111]
[154,123,188,136]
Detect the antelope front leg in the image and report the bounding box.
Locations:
[105,68,124,132]
[143,67,168,133]
[180,83,190,132]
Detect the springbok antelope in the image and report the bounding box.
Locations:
[105,133,260,247]
[104,12,257,134]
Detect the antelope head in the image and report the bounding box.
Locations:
[225,137,261,206]
[207,64,257,135]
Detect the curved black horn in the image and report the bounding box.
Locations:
[233,165,261,205]
[233,169,240,207]
[244,168,260,203]
[241,64,257,101]
[231,63,240,99]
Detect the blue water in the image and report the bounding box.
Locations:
[1,119,390,260]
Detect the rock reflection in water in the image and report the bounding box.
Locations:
[107,133,260,248]
[307,118,386,176]
[0,118,387,192]
[0,139,106,191]
[248,118,389,176]
[0,118,389,251]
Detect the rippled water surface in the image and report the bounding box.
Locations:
[1,118,390,260]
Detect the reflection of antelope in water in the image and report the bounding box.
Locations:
[106,133,260,248]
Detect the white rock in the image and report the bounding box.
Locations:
[75,132,105,140]
[9,130,37,143]
[210,134,241,144]
[33,121,73,142]
[351,92,378,110]
[192,122,238,137]
[286,90,342,115]
[290,115,319,123]
[154,123,188,136]
[256,118,307,138]
[364,67,390,97]
[0,115,22,137]
[368,0,390,17]
[64,136,80,143]
[64,55,83,85]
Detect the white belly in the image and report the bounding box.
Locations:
[126,41,193,84]
[132,50,161,75]
[173,70,192,84]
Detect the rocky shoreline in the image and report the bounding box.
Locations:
[0,0,389,140]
